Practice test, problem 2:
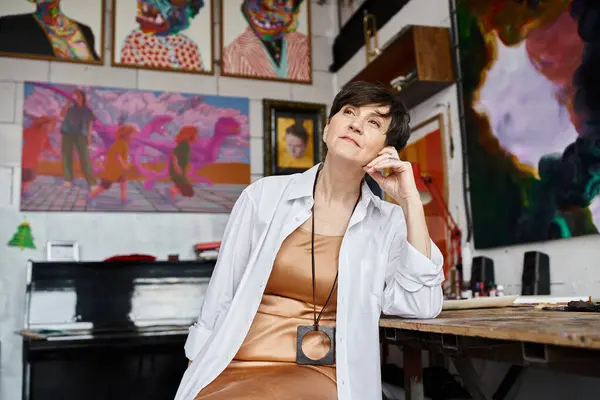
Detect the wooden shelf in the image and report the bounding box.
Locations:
[350,25,455,109]
[329,0,411,72]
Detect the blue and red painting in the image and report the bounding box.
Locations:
[20,81,250,213]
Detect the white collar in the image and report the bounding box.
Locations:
[285,163,383,213]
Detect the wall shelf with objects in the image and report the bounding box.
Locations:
[328,0,410,73]
[350,25,455,109]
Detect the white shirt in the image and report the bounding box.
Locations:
[175,164,444,400]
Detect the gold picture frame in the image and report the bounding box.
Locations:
[263,99,327,176]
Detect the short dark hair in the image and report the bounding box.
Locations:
[328,81,411,151]
[285,123,309,144]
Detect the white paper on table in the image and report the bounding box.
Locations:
[443,295,519,310]
[513,295,591,305]
[443,295,595,311]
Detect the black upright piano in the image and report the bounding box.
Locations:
[19,259,215,400]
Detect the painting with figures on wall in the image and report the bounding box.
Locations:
[0,0,105,64]
[457,0,600,249]
[112,0,214,74]
[20,82,250,213]
[220,0,312,84]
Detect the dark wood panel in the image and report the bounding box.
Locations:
[351,25,417,84]
[25,338,187,400]
[24,259,214,333]
[413,26,454,82]
[349,25,455,108]
[395,80,453,110]
[30,260,213,285]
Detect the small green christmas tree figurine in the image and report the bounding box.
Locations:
[8,219,36,250]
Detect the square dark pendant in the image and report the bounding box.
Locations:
[296,325,336,365]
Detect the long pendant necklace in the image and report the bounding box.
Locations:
[296,166,361,366]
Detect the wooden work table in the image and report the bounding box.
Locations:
[379,306,600,400]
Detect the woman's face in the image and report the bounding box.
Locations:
[323,104,390,167]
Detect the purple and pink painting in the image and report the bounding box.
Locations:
[458,1,600,248]
[20,81,250,213]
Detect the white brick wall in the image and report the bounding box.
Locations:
[0,1,337,398]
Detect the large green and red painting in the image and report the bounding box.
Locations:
[457,0,600,248]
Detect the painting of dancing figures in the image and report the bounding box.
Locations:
[20,82,250,213]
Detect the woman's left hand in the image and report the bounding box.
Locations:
[363,146,420,205]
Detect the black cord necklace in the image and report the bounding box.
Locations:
[296,166,361,365]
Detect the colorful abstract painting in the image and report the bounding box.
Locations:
[20,82,250,213]
[457,0,600,248]
[111,0,214,74]
[220,0,312,83]
[0,0,105,65]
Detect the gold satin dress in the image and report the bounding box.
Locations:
[195,227,342,399]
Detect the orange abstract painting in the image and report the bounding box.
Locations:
[387,114,449,276]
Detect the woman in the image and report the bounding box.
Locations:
[176,82,444,400]
[167,125,199,200]
[59,89,97,189]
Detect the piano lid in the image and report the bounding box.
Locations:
[24,259,215,334]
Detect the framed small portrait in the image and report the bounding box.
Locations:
[0,0,106,65]
[220,0,312,84]
[111,0,214,75]
[263,99,326,176]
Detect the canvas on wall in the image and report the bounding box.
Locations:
[385,114,449,275]
[263,99,326,176]
[457,0,600,249]
[220,0,312,84]
[111,0,214,74]
[0,0,105,64]
[20,81,250,213]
